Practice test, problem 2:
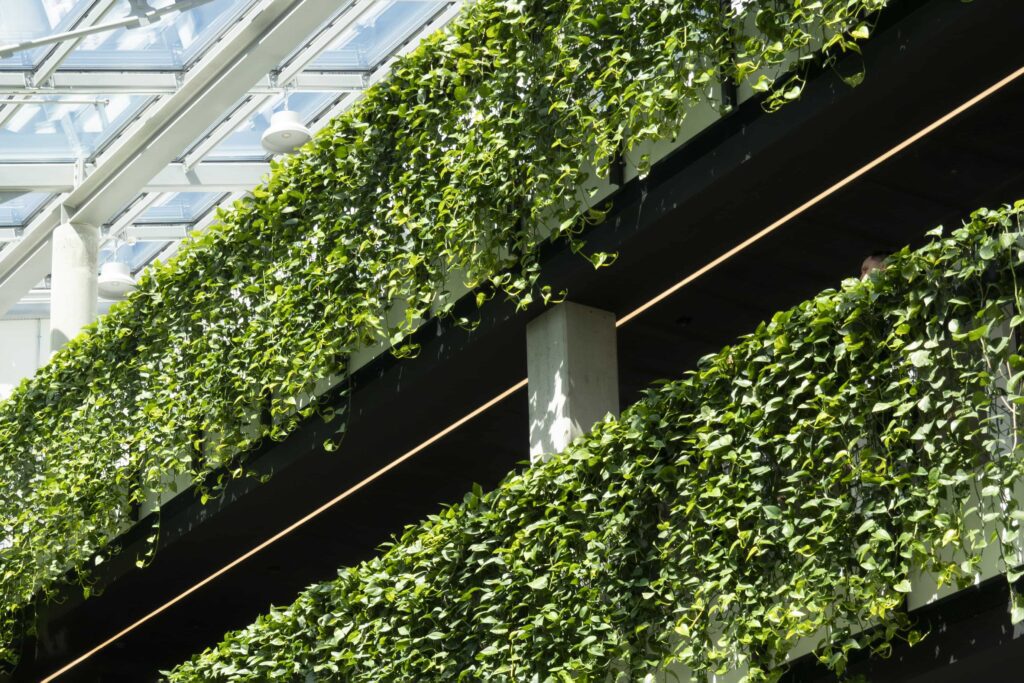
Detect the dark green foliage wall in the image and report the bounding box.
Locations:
[169,205,1024,681]
[0,0,886,669]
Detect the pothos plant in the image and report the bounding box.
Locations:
[167,204,1024,682]
[0,0,887,670]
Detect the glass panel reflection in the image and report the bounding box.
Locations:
[310,0,445,71]
[0,94,150,162]
[0,192,53,226]
[63,0,254,70]
[0,0,88,70]
[138,192,222,224]
[100,240,170,273]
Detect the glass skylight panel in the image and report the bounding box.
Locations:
[62,0,254,70]
[100,240,171,273]
[0,192,53,227]
[310,0,445,72]
[0,0,88,70]
[0,94,149,162]
[137,192,222,224]
[204,92,339,161]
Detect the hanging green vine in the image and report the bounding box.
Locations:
[167,204,1024,682]
[0,0,886,670]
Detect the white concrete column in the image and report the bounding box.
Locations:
[527,302,619,462]
[50,222,99,351]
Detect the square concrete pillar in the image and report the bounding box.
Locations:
[527,302,619,462]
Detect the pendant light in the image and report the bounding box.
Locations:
[260,90,312,154]
[98,240,137,301]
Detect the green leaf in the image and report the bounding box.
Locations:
[1012,595,1024,624]
[908,350,931,368]
[850,24,870,40]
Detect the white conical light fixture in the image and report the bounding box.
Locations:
[98,260,137,301]
[260,109,312,154]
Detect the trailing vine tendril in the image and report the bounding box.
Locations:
[0,0,888,669]
[170,204,1024,681]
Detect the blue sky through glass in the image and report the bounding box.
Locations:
[0,0,89,70]
[63,0,256,70]
[0,94,150,162]
[311,0,444,71]
[0,192,53,226]
[138,192,223,223]
[100,240,171,272]
[0,0,461,307]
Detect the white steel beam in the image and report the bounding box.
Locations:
[275,71,365,92]
[0,71,180,94]
[0,236,52,316]
[121,223,193,241]
[0,0,346,316]
[0,71,364,96]
[0,165,76,192]
[0,162,269,192]
[0,96,27,130]
[147,162,269,191]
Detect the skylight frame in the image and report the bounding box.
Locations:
[0,0,467,319]
[0,0,95,71]
[307,0,448,73]
[0,191,57,228]
[0,92,155,163]
[59,0,261,71]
